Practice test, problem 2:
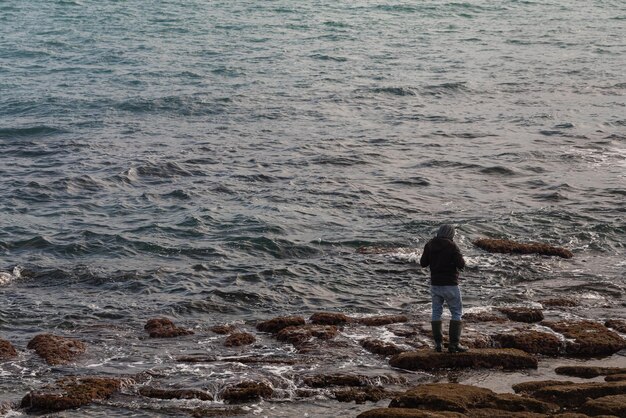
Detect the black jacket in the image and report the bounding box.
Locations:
[420,237,465,286]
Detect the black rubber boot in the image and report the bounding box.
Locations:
[431,320,443,352]
[448,320,469,353]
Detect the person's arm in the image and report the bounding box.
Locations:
[420,242,430,267]
[453,243,465,270]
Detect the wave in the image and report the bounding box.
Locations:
[0,126,64,139]
[369,87,417,96]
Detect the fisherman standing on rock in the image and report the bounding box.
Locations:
[420,224,468,353]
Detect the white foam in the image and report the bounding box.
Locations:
[0,266,22,286]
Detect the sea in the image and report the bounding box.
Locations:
[0,0,625,416]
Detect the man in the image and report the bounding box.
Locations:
[420,224,468,353]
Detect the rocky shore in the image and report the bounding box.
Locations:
[1,301,625,417]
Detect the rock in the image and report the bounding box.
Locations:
[497,308,544,323]
[463,312,507,323]
[188,406,248,417]
[389,349,537,371]
[357,315,409,326]
[0,339,18,360]
[220,381,272,403]
[302,373,406,388]
[606,374,626,382]
[210,324,236,334]
[473,238,573,258]
[464,409,550,417]
[361,339,405,356]
[27,334,86,365]
[493,330,561,355]
[139,386,213,401]
[555,366,626,378]
[334,387,400,404]
[358,409,465,418]
[20,376,126,413]
[605,319,626,333]
[256,316,305,333]
[388,383,556,414]
[540,298,578,308]
[309,312,352,325]
[177,355,298,365]
[529,381,626,408]
[512,380,576,394]
[542,320,626,356]
[144,318,194,338]
[276,325,338,346]
[224,332,255,347]
[580,394,626,417]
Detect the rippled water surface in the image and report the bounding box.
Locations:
[1,0,625,415]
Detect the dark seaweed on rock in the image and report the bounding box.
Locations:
[27,334,86,365]
[605,319,626,333]
[144,318,194,338]
[493,330,561,356]
[220,381,273,403]
[542,320,626,356]
[256,316,305,333]
[389,349,538,371]
[224,332,256,347]
[360,338,405,356]
[0,339,17,360]
[309,312,352,325]
[473,238,573,258]
[139,387,213,401]
[357,315,409,326]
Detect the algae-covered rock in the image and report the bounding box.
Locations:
[220,381,272,403]
[555,366,626,379]
[256,316,305,333]
[462,312,507,323]
[27,334,86,365]
[139,386,213,401]
[302,373,406,388]
[580,394,626,417]
[530,381,626,408]
[357,315,409,326]
[390,349,537,371]
[606,374,626,382]
[0,339,17,360]
[334,387,399,404]
[144,318,194,338]
[497,308,544,323]
[473,238,573,258]
[493,330,561,355]
[540,298,578,308]
[512,380,576,394]
[210,324,236,334]
[542,320,626,356]
[361,338,405,356]
[605,319,626,333]
[276,325,338,346]
[309,312,351,325]
[358,408,465,417]
[224,332,255,347]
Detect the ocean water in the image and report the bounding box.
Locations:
[0,0,625,416]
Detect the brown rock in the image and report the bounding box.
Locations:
[0,339,18,360]
[302,373,406,388]
[224,332,255,347]
[358,315,409,326]
[605,319,626,333]
[580,394,626,417]
[512,380,576,394]
[389,349,538,371]
[27,334,86,365]
[473,238,573,258]
[497,308,544,323]
[139,386,213,401]
[210,324,236,334]
[530,381,626,408]
[20,376,126,413]
[463,312,507,323]
[361,338,405,356]
[255,316,305,333]
[177,355,298,365]
[144,318,194,338]
[606,374,626,382]
[188,407,248,417]
[542,320,626,356]
[555,366,626,378]
[220,381,272,403]
[540,298,578,308]
[334,387,400,404]
[493,330,561,355]
[465,409,549,417]
[276,325,338,346]
[358,409,465,418]
[309,312,351,325]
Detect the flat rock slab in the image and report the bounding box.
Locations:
[497,308,544,323]
[139,387,213,401]
[493,330,561,355]
[144,318,194,338]
[276,325,338,347]
[358,408,465,418]
[27,334,86,365]
[361,338,404,356]
[473,238,573,258]
[528,381,626,408]
[390,349,538,371]
[0,339,17,360]
[256,316,305,333]
[219,381,272,403]
[542,320,626,356]
[555,366,626,378]
[357,315,409,326]
[580,394,626,417]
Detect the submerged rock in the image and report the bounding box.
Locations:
[555,365,626,378]
[256,316,305,333]
[139,386,213,401]
[210,324,236,334]
[220,381,272,403]
[361,338,405,356]
[542,320,626,356]
[224,332,255,347]
[357,315,409,326]
[310,312,352,325]
[20,376,127,413]
[473,238,573,258]
[0,339,17,360]
[605,319,626,333]
[27,334,86,365]
[580,394,626,417]
[493,329,561,355]
[144,318,194,338]
[276,325,338,347]
[389,349,537,371]
[497,308,544,323]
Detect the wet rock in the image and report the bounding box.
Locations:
[210,324,236,334]
[555,366,626,378]
[493,330,561,355]
[188,406,248,417]
[465,409,550,417]
[144,318,194,338]
[580,394,626,416]
[177,355,298,365]
[606,374,626,382]
[0,401,13,416]
[224,332,256,347]
[361,338,405,356]
[512,380,576,394]
[309,312,352,325]
[463,312,507,323]
[529,381,626,408]
[139,386,213,401]
[20,376,127,413]
[334,387,400,404]
[276,325,338,346]
[358,409,465,418]
[357,315,409,326]
[388,383,556,414]
[220,381,272,403]
[389,349,538,371]
[473,238,573,258]
[542,320,626,356]
[605,319,626,333]
[0,339,17,360]
[27,334,86,365]
[540,298,578,308]
[256,315,305,333]
[497,308,544,323]
[389,327,419,337]
[302,373,406,388]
